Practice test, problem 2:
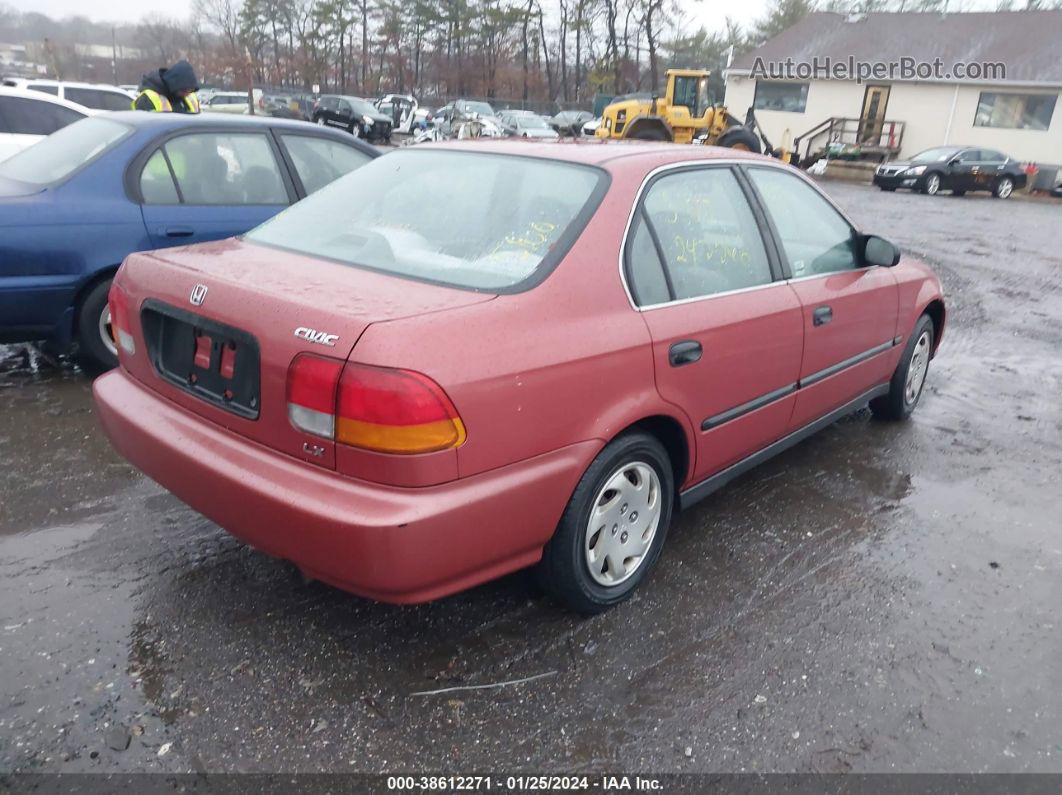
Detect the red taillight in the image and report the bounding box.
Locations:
[336,364,466,454]
[285,356,466,455]
[108,282,135,356]
[286,354,342,438]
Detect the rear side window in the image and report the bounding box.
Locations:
[280,134,372,194]
[65,88,131,111]
[748,167,858,278]
[0,95,84,135]
[139,149,180,203]
[246,149,605,291]
[625,212,671,306]
[641,167,772,300]
[149,132,288,205]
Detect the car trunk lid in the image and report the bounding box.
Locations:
[116,238,495,470]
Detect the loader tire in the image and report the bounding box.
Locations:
[716,127,762,153]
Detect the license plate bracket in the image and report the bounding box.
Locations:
[141,299,261,420]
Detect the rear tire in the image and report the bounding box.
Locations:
[870,314,934,421]
[75,278,118,372]
[716,127,762,153]
[536,432,674,614]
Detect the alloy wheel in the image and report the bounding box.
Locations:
[926,174,940,195]
[584,461,662,587]
[997,178,1013,199]
[904,331,931,405]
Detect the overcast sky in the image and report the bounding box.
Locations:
[17,0,1001,39]
[18,0,775,36]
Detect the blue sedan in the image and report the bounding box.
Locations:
[0,111,377,369]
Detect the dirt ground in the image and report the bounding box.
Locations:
[1,182,1060,775]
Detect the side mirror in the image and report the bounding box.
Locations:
[862,234,901,267]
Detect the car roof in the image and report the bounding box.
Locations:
[0,86,99,113]
[98,110,337,133]
[419,139,774,170]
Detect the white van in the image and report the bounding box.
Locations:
[1,79,133,111]
[0,87,94,162]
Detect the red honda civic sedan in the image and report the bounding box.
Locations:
[94,141,945,613]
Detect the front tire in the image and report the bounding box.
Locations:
[921,172,941,195]
[536,432,674,613]
[994,176,1014,199]
[75,278,118,372]
[870,314,934,421]
[716,126,762,153]
[628,125,669,141]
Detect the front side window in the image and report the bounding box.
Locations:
[280,134,372,194]
[155,133,288,205]
[246,150,605,291]
[975,92,1056,130]
[748,167,858,278]
[641,167,772,301]
[0,116,127,185]
[753,81,809,113]
[0,95,84,136]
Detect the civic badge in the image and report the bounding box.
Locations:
[189,284,208,306]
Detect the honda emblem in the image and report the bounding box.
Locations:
[189,284,208,306]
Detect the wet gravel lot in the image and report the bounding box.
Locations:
[1,182,1061,775]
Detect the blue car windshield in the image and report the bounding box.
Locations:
[0,117,132,186]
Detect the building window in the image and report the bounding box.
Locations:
[974,92,1056,131]
[753,81,809,113]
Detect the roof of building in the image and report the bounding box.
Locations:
[730,11,1062,85]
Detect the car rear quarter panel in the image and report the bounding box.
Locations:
[347,166,699,484]
[0,141,148,337]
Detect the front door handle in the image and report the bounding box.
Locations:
[164,226,195,238]
[813,305,833,326]
[669,340,702,367]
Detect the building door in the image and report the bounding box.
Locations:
[858,85,890,145]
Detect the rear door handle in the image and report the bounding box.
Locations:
[669,340,702,367]
[164,226,195,238]
[813,306,833,326]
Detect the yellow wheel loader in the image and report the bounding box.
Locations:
[595,68,786,159]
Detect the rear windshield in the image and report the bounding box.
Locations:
[0,116,131,185]
[246,149,605,291]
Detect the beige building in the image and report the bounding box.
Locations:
[723,11,1061,167]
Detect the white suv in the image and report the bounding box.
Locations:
[2,79,133,111]
[0,87,93,162]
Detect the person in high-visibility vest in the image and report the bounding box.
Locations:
[132,59,201,113]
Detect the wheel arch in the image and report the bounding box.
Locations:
[73,266,119,325]
[922,298,946,356]
[623,116,673,141]
[612,413,693,493]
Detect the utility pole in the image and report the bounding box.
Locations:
[111,27,118,85]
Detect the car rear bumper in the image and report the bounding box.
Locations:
[94,369,597,603]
